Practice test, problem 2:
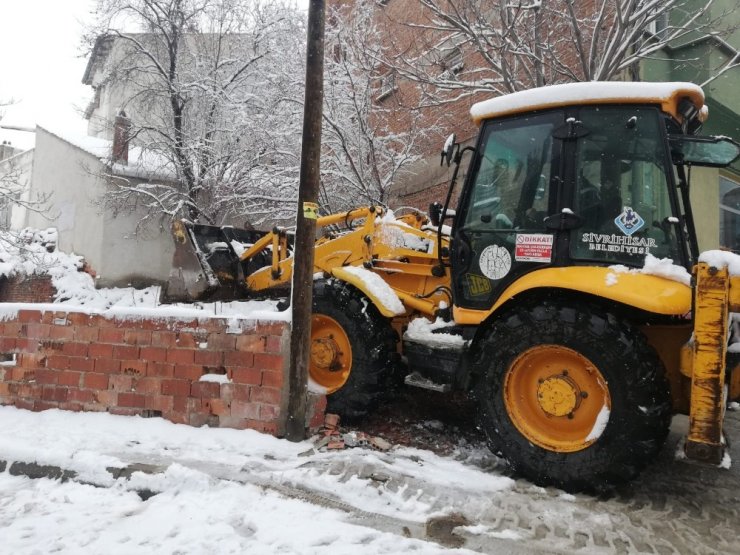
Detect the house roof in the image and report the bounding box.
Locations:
[37,126,177,182]
[82,35,115,86]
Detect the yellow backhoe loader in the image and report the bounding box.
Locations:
[163,81,740,492]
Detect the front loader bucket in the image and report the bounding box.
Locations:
[161,220,271,303]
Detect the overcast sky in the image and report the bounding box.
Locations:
[0,0,309,145]
[0,0,95,136]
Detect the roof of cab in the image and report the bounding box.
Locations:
[470,81,705,124]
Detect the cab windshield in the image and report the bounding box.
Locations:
[571,107,679,265]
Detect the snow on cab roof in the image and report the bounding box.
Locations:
[470,81,705,124]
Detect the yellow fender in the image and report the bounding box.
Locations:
[330,266,406,318]
[453,266,692,325]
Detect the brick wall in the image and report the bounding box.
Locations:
[0,275,56,303]
[0,307,325,435]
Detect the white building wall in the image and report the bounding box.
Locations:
[26,128,174,287]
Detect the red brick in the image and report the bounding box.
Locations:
[14,398,35,411]
[167,349,195,365]
[266,335,284,353]
[148,362,175,378]
[259,404,280,422]
[94,390,118,406]
[95,358,120,374]
[68,389,95,404]
[254,353,283,372]
[174,332,197,349]
[62,342,88,357]
[262,370,284,388]
[67,312,90,326]
[191,381,221,398]
[118,392,146,408]
[18,310,43,323]
[145,395,174,413]
[163,410,189,425]
[203,398,230,416]
[108,375,134,392]
[37,339,64,353]
[134,377,161,396]
[0,337,17,351]
[42,386,68,403]
[123,329,152,345]
[16,338,39,352]
[58,371,82,387]
[59,402,82,412]
[172,395,189,413]
[140,346,168,362]
[236,335,266,353]
[74,326,99,342]
[194,350,223,366]
[0,382,10,396]
[34,400,58,411]
[120,360,148,377]
[88,343,114,358]
[206,333,236,351]
[24,323,50,339]
[68,357,96,373]
[19,353,46,369]
[151,331,178,348]
[224,351,254,367]
[49,326,74,341]
[231,400,260,419]
[99,328,125,344]
[231,384,251,401]
[84,373,109,390]
[250,387,282,405]
[4,323,22,336]
[113,345,139,360]
[81,403,106,412]
[254,322,287,335]
[82,374,109,389]
[161,379,191,397]
[35,368,59,385]
[174,364,202,381]
[232,367,261,385]
[17,384,41,398]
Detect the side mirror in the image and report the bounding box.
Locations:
[670,135,740,167]
[441,133,457,167]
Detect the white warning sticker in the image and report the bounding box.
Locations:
[515,233,553,263]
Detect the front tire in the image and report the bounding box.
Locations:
[474,300,671,492]
[310,280,398,421]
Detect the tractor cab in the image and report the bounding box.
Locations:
[440,82,739,314]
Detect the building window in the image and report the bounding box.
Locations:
[439,47,464,79]
[646,12,669,39]
[376,73,396,102]
[720,176,740,253]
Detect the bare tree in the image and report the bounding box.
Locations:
[319,3,427,211]
[88,0,306,228]
[379,0,736,102]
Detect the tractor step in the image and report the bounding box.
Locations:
[404,372,451,393]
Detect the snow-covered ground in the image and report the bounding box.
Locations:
[0,406,511,554]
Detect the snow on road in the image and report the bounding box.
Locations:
[0,406,512,554]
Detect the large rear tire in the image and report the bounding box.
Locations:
[310,280,398,421]
[473,300,672,492]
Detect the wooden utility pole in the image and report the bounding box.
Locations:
[286,0,325,441]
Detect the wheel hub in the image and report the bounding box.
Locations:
[311,337,341,371]
[537,374,581,417]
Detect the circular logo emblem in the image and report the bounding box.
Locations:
[479,245,511,280]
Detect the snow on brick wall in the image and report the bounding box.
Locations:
[0,309,325,436]
[0,276,56,303]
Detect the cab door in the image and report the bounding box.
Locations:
[451,111,563,310]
